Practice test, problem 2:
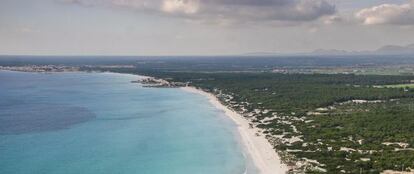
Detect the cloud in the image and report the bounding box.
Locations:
[162,0,199,14]
[60,0,336,23]
[323,15,343,24]
[355,0,414,25]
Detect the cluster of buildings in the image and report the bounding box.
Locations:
[0,65,79,72]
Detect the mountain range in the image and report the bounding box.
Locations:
[311,43,414,55]
[244,43,414,56]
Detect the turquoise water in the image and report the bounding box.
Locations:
[0,71,255,174]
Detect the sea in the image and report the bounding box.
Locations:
[0,70,256,174]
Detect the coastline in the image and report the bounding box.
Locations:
[1,71,263,174]
[181,86,288,174]
[1,69,288,173]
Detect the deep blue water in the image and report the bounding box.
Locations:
[0,71,255,174]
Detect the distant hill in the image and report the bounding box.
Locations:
[311,49,356,55]
[311,43,414,55]
[375,44,414,55]
[243,43,414,56]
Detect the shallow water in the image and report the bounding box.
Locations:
[0,71,256,174]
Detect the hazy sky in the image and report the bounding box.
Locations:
[1,0,414,55]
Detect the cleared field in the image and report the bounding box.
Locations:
[384,84,414,88]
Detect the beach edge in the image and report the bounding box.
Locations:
[181,86,288,174]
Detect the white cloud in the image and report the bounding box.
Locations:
[355,0,414,25]
[323,15,343,24]
[60,0,336,23]
[162,0,199,14]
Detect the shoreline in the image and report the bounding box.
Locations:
[181,86,288,174]
[2,70,288,173]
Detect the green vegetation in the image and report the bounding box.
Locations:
[84,66,414,173]
[291,99,414,173]
[136,72,414,115]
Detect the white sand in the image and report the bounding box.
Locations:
[181,87,288,174]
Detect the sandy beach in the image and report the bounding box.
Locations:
[181,87,288,174]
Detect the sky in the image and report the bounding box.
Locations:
[0,0,414,56]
